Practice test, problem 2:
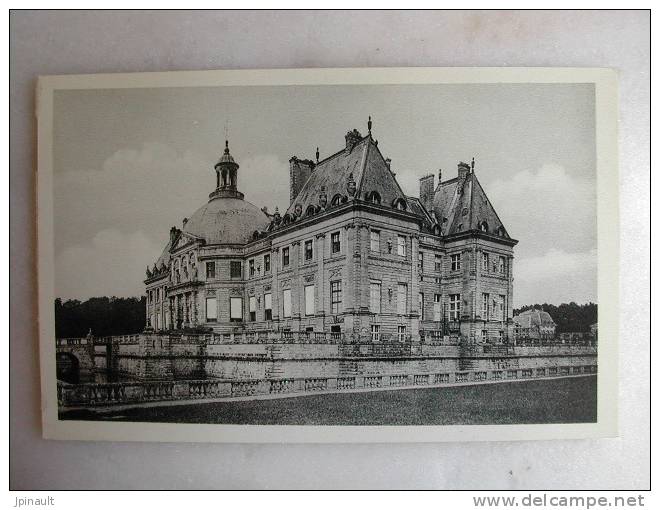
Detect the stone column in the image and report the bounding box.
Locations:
[410,234,420,341]
[292,240,301,324]
[271,247,280,323]
[342,223,356,339]
[358,224,370,312]
[316,233,326,318]
[145,295,150,328]
[193,290,198,326]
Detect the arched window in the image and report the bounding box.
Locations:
[282,214,292,225]
[392,198,407,211]
[331,194,344,206]
[497,226,507,237]
[479,221,489,233]
[306,205,316,217]
[366,191,381,205]
[433,224,441,236]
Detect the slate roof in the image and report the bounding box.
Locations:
[285,133,409,217]
[432,172,511,238]
[513,309,556,328]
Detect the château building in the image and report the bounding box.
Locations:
[513,309,557,341]
[144,122,518,343]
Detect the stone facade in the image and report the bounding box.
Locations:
[145,125,518,344]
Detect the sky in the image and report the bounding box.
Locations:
[53,83,596,307]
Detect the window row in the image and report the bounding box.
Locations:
[481,293,507,320]
[370,324,409,342]
[481,252,508,275]
[203,281,343,322]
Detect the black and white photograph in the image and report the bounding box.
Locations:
[11,8,650,495]
[36,68,617,439]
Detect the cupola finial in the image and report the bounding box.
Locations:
[316,147,320,163]
[368,115,372,134]
[471,157,475,172]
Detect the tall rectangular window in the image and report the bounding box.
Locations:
[419,293,424,320]
[206,297,217,322]
[304,240,313,261]
[397,284,407,315]
[435,254,443,272]
[331,232,341,254]
[230,261,242,279]
[397,325,407,342]
[304,285,315,316]
[451,253,461,271]
[282,289,292,318]
[418,252,424,271]
[370,230,380,252]
[206,261,216,279]
[264,254,271,273]
[433,294,442,322]
[371,324,381,342]
[499,294,506,320]
[249,296,256,321]
[156,288,160,302]
[330,281,342,314]
[229,297,243,322]
[499,256,506,275]
[282,247,290,267]
[482,293,490,319]
[449,294,461,320]
[482,252,489,271]
[397,235,406,256]
[264,293,272,321]
[369,282,381,313]
[249,259,255,277]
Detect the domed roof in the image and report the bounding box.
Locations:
[183,196,269,245]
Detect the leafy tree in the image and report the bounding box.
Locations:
[513,302,597,333]
[55,296,146,338]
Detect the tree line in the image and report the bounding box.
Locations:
[513,302,597,333]
[54,296,597,338]
[55,297,146,338]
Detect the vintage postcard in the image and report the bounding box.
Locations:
[37,67,618,442]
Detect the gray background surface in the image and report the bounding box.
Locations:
[10,10,650,489]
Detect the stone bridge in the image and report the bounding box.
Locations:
[55,338,96,383]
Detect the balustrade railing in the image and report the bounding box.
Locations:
[57,364,598,408]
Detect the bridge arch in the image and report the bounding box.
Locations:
[56,351,81,384]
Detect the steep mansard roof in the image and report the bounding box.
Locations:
[285,133,409,217]
[432,172,511,238]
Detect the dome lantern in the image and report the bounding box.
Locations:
[210,140,243,200]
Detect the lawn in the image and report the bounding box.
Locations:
[60,375,597,425]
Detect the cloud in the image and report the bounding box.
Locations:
[54,143,291,299]
[236,153,290,213]
[514,248,597,307]
[487,163,596,257]
[54,142,211,257]
[55,229,161,300]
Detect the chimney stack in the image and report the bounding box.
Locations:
[344,129,362,152]
[419,174,435,212]
[289,156,315,204]
[457,161,470,181]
